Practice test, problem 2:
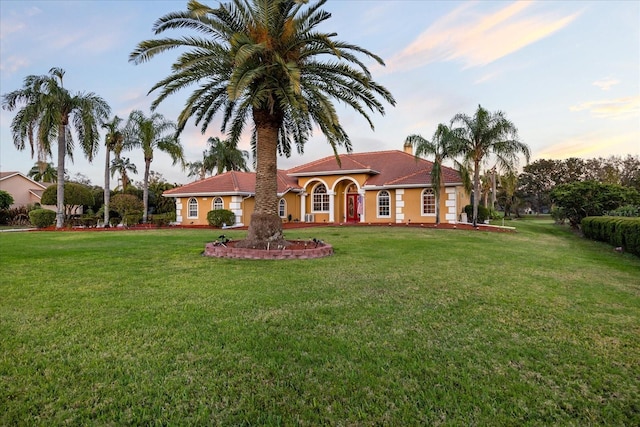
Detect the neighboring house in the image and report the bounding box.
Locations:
[163,145,471,226]
[0,171,53,209]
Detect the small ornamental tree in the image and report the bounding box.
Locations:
[41,182,94,222]
[110,194,144,225]
[0,190,14,210]
[29,209,56,228]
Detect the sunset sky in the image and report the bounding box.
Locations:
[1,0,638,187]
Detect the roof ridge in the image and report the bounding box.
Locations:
[386,168,430,185]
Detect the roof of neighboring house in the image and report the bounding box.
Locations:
[163,150,464,197]
[287,150,462,187]
[0,171,48,189]
[163,170,300,197]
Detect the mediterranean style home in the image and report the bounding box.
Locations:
[0,171,51,208]
[163,144,471,226]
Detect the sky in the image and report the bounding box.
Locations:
[1,0,638,188]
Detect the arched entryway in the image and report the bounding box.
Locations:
[333,180,361,223]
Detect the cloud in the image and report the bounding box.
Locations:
[592,78,620,91]
[570,96,640,119]
[387,1,580,72]
[0,55,29,74]
[536,131,639,159]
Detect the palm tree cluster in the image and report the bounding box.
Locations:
[186,137,250,181]
[130,0,395,247]
[405,104,531,226]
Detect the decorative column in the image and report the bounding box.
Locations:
[395,189,405,223]
[358,189,366,222]
[328,190,335,223]
[301,192,307,222]
[175,198,183,223]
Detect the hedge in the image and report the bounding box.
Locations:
[28,209,56,228]
[581,216,640,256]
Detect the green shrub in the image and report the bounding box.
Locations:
[28,209,56,228]
[582,216,640,256]
[606,205,640,217]
[0,190,14,210]
[123,212,142,226]
[464,205,489,223]
[550,206,566,225]
[207,209,236,228]
[109,216,121,227]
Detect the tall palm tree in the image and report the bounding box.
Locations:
[451,105,530,226]
[124,110,184,223]
[28,161,58,183]
[405,124,467,225]
[110,157,138,191]
[129,0,395,248]
[186,156,207,181]
[102,116,124,226]
[206,136,250,175]
[2,67,110,228]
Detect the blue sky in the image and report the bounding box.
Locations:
[1,0,638,187]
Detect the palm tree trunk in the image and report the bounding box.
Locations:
[473,161,481,227]
[104,148,110,227]
[56,127,66,229]
[143,159,151,223]
[239,108,284,248]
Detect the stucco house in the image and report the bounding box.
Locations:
[0,171,51,208]
[163,145,471,226]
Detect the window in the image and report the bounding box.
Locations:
[312,184,330,212]
[188,198,198,218]
[213,197,223,210]
[377,190,390,217]
[422,189,435,215]
[279,198,286,217]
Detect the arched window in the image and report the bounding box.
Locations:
[279,198,286,217]
[422,189,435,215]
[312,184,329,212]
[377,190,390,217]
[213,197,223,210]
[188,198,198,218]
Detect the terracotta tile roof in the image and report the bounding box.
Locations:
[163,170,300,197]
[164,150,463,197]
[288,150,463,187]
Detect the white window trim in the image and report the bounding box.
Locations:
[312,183,330,213]
[421,189,436,217]
[212,197,224,210]
[377,190,391,218]
[279,198,286,218]
[187,197,198,219]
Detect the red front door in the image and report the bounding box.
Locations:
[346,194,358,222]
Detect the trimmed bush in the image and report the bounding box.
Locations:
[123,212,143,226]
[582,216,640,256]
[207,209,236,228]
[29,209,56,228]
[464,205,489,223]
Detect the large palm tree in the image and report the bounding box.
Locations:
[124,110,184,223]
[2,67,110,228]
[129,0,395,248]
[405,124,467,225]
[206,136,250,175]
[451,105,530,226]
[28,161,58,183]
[102,116,124,226]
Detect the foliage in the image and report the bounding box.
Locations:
[28,161,57,183]
[129,0,394,245]
[405,124,469,225]
[1,67,110,228]
[1,223,639,425]
[464,204,489,223]
[452,105,530,226]
[207,209,236,228]
[124,110,184,223]
[109,194,143,220]
[581,216,640,256]
[28,208,56,228]
[550,206,566,225]
[40,182,94,221]
[550,180,639,228]
[606,204,640,217]
[0,190,14,210]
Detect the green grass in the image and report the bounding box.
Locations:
[1,219,638,425]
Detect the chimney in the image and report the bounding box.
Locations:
[403,142,413,155]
